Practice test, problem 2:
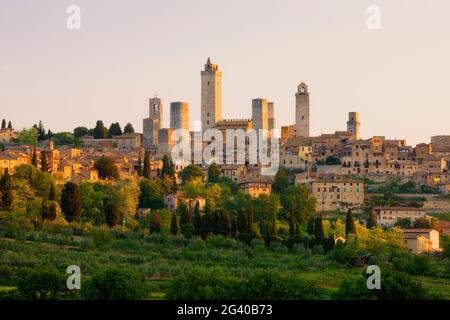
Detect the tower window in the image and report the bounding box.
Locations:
[207,81,210,85]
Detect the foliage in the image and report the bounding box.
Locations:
[281,185,316,223]
[336,269,432,300]
[207,162,220,183]
[94,156,120,180]
[93,120,108,139]
[180,164,205,184]
[81,267,149,300]
[123,122,135,134]
[139,179,164,209]
[166,266,238,300]
[60,181,82,223]
[13,128,38,146]
[17,266,67,300]
[272,168,290,194]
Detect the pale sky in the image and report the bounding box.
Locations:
[1,0,449,145]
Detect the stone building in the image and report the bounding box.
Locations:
[143,96,163,148]
[295,82,310,137]
[240,181,272,198]
[252,98,269,135]
[373,207,427,227]
[311,174,364,212]
[402,229,440,254]
[170,101,189,131]
[346,112,360,140]
[201,58,222,133]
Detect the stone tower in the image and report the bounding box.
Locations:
[252,98,268,134]
[201,57,222,133]
[170,101,189,131]
[295,82,310,137]
[267,102,275,133]
[347,112,360,140]
[143,96,163,148]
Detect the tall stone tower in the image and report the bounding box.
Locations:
[252,98,268,134]
[295,82,310,137]
[201,57,222,133]
[347,112,360,140]
[267,102,275,133]
[143,96,163,148]
[170,101,189,131]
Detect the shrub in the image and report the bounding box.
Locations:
[166,266,239,300]
[81,267,149,300]
[17,266,67,300]
[336,269,431,300]
[238,271,323,300]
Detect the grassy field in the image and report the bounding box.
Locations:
[1,227,450,299]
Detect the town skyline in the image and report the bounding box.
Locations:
[1,0,450,146]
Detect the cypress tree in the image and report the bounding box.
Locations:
[201,202,212,240]
[367,210,377,229]
[31,148,38,167]
[60,182,82,223]
[124,122,135,134]
[7,121,12,129]
[170,211,178,235]
[48,183,57,201]
[345,209,357,236]
[40,151,49,172]
[40,200,49,220]
[314,213,325,245]
[307,217,315,236]
[137,153,143,177]
[288,214,296,250]
[1,119,5,129]
[149,213,161,234]
[0,168,14,211]
[48,202,58,221]
[143,150,151,178]
[230,217,238,238]
[103,197,120,228]
[218,210,231,237]
[192,201,202,236]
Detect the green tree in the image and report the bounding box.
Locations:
[160,154,175,178]
[207,162,220,183]
[0,168,14,211]
[394,217,412,229]
[136,153,143,176]
[336,270,430,300]
[31,148,38,167]
[166,266,238,300]
[93,120,108,139]
[345,209,357,236]
[60,181,82,223]
[14,128,38,146]
[366,210,378,229]
[108,122,122,138]
[94,156,120,180]
[17,267,66,300]
[314,213,325,241]
[138,179,164,209]
[73,126,89,138]
[33,121,47,142]
[142,150,151,179]
[7,121,12,129]
[180,164,205,184]
[272,167,290,194]
[48,182,57,201]
[281,184,316,223]
[149,213,161,233]
[1,119,5,129]
[103,196,120,227]
[170,211,178,235]
[192,201,202,236]
[40,151,49,172]
[81,267,149,300]
[123,122,135,134]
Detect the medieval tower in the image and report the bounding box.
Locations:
[347,112,360,140]
[143,96,163,148]
[295,82,310,137]
[201,57,222,133]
